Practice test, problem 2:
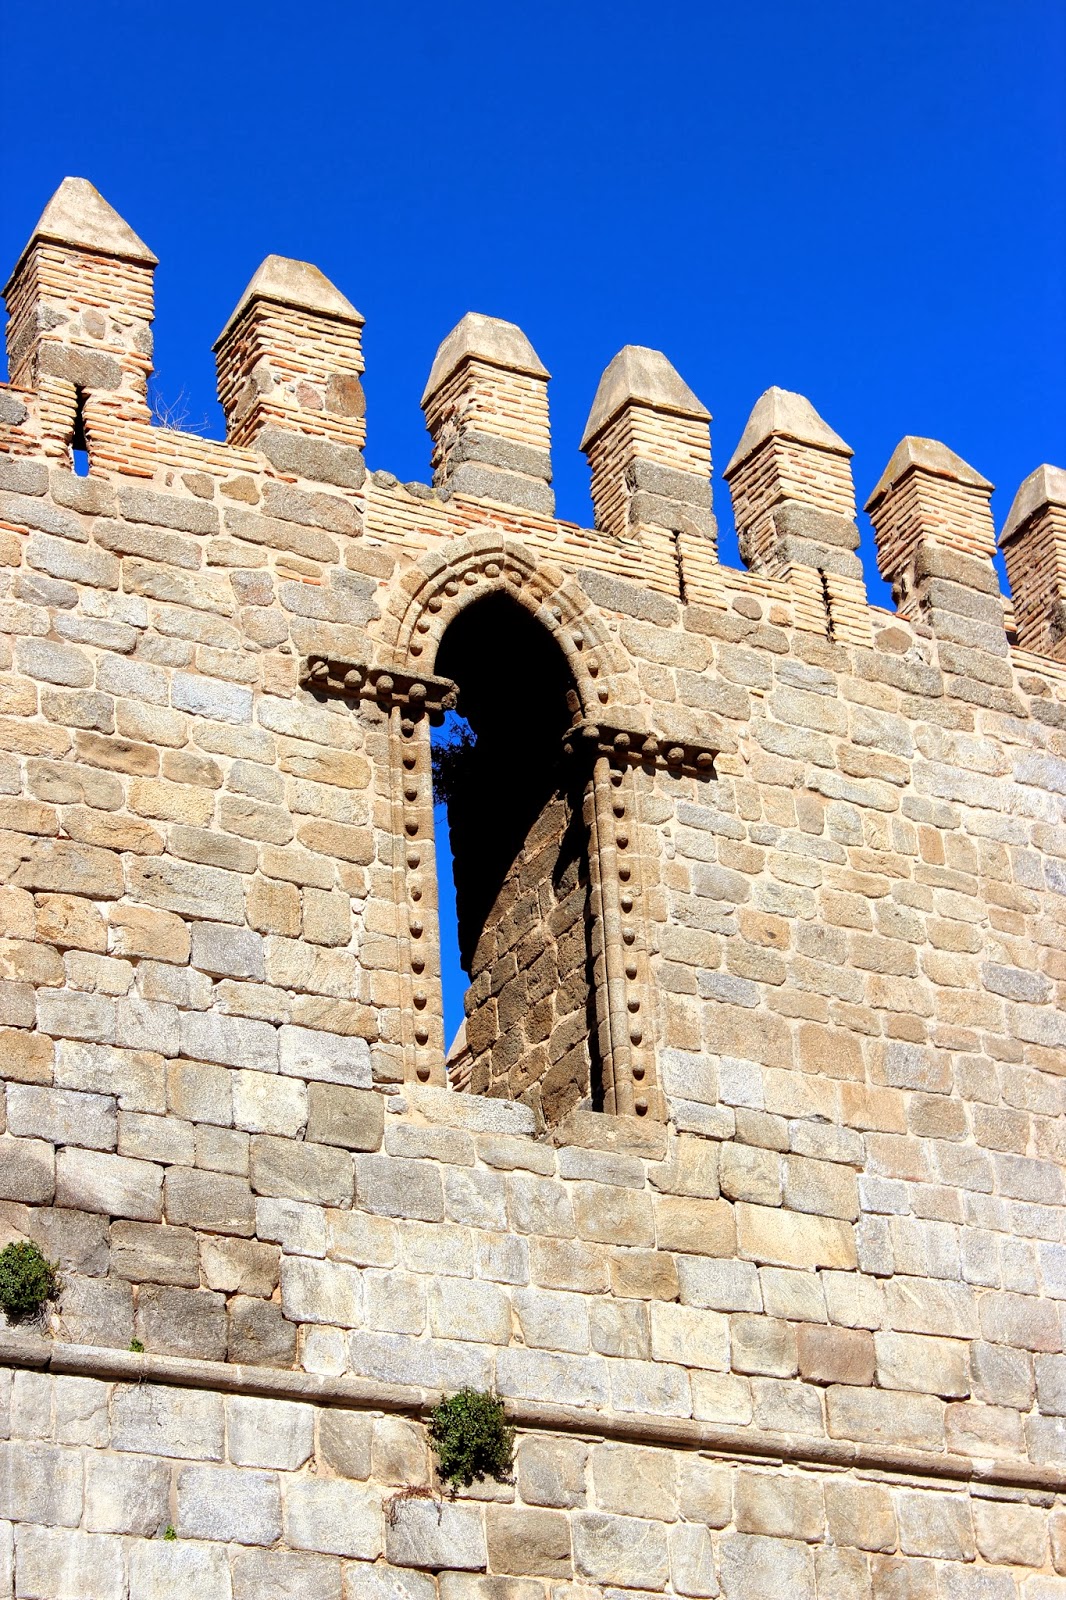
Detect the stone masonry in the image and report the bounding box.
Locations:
[0,176,1065,1598]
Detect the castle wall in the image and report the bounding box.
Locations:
[0,180,1064,1598]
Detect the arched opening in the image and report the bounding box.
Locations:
[431,591,602,1129]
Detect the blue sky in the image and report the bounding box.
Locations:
[3,0,1064,1039]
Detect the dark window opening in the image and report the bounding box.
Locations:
[431,593,601,1129]
[71,390,90,477]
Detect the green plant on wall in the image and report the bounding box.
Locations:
[428,1389,515,1488]
[0,1241,60,1323]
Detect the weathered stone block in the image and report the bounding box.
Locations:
[12,1526,124,1600]
[55,1147,162,1220]
[223,1396,314,1470]
[110,1219,199,1285]
[307,1083,384,1149]
[283,1476,382,1559]
[736,1201,856,1269]
[164,1167,255,1235]
[84,1450,170,1535]
[385,1495,487,1571]
[177,1463,282,1545]
[136,1284,227,1359]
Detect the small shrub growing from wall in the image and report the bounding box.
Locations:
[428,1389,515,1488]
[0,1241,60,1322]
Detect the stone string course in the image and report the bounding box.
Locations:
[0,177,1065,1597]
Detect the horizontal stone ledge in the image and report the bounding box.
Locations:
[1,1332,1061,1496]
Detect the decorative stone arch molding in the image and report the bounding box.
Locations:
[388,534,661,1120]
[304,533,718,1123]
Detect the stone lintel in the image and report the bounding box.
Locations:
[422,312,549,407]
[724,386,851,479]
[1000,462,1066,546]
[215,255,364,348]
[865,436,992,514]
[580,346,709,451]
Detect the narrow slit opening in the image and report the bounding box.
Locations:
[71,390,90,477]
[818,567,836,641]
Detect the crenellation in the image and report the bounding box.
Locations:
[214,256,366,453]
[1001,464,1066,661]
[1,175,1065,1597]
[421,314,554,515]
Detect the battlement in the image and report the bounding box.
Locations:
[5,180,1066,674]
[1,179,1065,1599]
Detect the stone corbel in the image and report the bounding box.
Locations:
[300,655,458,723]
[563,718,718,778]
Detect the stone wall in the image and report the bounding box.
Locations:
[463,780,598,1125]
[0,177,1065,1598]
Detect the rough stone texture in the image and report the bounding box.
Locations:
[0,175,1064,1597]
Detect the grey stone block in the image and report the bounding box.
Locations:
[111,1383,224,1460]
[110,1220,200,1286]
[625,457,711,506]
[136,1284,227,1360]
[385,1495,486,1571]
[179,1012,278,1073]
[354,1153,443,1220]
[55,1148,162,1220]
[164,1167,256,1236]
[306,1083,384,1150]
[38,341,123,390]
[0,1440,83,1526]
[230,1548,343,1600]
[27,1206,109,1277]
[0,458,47,495]
[773,534,864,579]
[191,923,266,980]
[278,1024,372,1087]
[439,461,555,515]
[227,1294,297,1367]
[85,1450,170,1534]
[127,1541,231,1600]
[200,1235,279,1297]
[447,429,552,483]
[283,1476,383,1559]
[6,1084,116,1150]
[171,672,253,725]
[318,1409,373,1480]
[117,484,219,534]
[177,1464,282,1545]
[0,392,27,425]
[13,1526,125,1600]
[407,1085,536,1136]
[280,1256,363,1327]
[572,1510,670,1589]
[227,1395,314,1470]
[0,1136,55,1204]
[56,1276,134,1349]
[251,1135,353,1205]
[578,566,680,626]
[259,426,366,489]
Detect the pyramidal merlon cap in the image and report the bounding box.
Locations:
[10,176,157,280]
[999,463,1066,547]
[581,346,709,451]
[865,437,992,514]
[216,255,363,346]
[724,387,850,480]
[422,313,549,408]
